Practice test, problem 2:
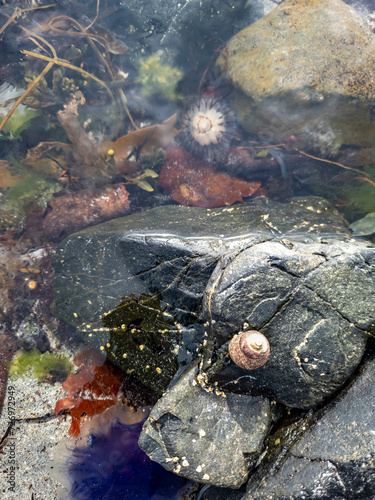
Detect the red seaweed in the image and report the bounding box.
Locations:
[43,184,131,241]
[159,147,261,208]
[55,348,124,435]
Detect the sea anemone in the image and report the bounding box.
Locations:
[179,97,236,162]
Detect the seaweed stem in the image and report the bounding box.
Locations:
[44,13,137,130]
[20,49,115,101]
[0,4,55,36]
[84,0,100,31]
[0,60,54,134]
[356,176,375,188]
[294,147,370,177]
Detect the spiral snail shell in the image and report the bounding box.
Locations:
[228,330,270,370]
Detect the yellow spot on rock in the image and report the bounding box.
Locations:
[28,280,37,290]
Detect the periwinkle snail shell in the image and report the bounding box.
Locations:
[228,330,270,370]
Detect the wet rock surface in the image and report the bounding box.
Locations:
[243,352,375,500]
[218,0,375,152]
[200,352,375,500]
[138,363,271,488]
[207,239,373,407]
[53,196,375,409]
[53,196,352,330]
[52,195,375,494]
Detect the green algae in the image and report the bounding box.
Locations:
[136,52,182,101]
[7,170,60,204]
[0,83,41,140]
[102,294,180,395]
[0,105,41,140]
[9,348,73,382]
[141,149,166,172]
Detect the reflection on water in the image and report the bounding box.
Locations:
[0,0,375,499]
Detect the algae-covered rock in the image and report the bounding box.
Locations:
[101,294,181,395]
[217,0,375,152]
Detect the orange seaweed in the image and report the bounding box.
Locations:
[159,147,261,208]
[100,114,178,169]
[55,395,82,416]
[62,348,123,398]
[55,348,123,435]
[56,397,116,436]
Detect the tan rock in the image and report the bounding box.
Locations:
[218,0,375,153]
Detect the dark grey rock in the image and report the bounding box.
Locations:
[138,363,271,488]
[198,485,245,500]
[305,247,375,330]
[52,196,375,408]
[120,0,278,58]
[206,239,373,408]
[52,196,352,331]
[244,353,375,499]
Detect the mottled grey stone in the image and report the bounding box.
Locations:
[244,353,375,499]
[138,363,271,488]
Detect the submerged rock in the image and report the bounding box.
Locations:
[349,212,375,236]
[53,196,375,409]
[121,0,277,60]
[53,196,350,331]
[217,0,375,152]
